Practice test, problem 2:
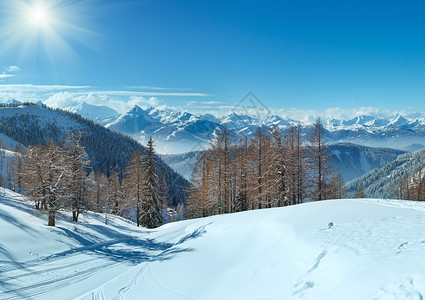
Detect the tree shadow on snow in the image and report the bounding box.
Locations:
[0,244,33,299]
[44,223,208,265]
[0,208,37,235]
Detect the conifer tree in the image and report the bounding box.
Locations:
[140,137,163,228]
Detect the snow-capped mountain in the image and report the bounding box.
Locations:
[67,101,119,121]
[51,102,425,154]
[1,99,23,105]
[106,107,425,153]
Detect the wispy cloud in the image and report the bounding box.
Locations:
[126,85,192,91]
[5,66,20,73]
[0,65,21,79]
[0,84,90,92]
[71,90,211,97]
[186,100,224,106]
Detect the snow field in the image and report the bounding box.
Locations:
[2,189,425,299]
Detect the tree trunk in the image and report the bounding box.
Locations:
[72,210,78,222]
[48,211,55,226]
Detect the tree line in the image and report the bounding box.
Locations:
[186,119,345,219]
[7,133,164,228]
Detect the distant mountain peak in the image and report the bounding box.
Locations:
[67,101,118,121]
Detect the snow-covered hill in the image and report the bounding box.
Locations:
[2,189,425,299]
[0,104,189,207]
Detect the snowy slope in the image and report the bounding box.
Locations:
[2,189,425,299]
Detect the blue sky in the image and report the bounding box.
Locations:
[1,0,425,118]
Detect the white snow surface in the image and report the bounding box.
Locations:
[2,190,425,299]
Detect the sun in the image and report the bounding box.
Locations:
[0,0,98,66]
[29,6,50,26]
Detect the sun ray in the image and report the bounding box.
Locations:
[0,0,99,67]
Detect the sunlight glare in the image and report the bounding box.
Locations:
[30,6,49,26]
[0,0,99,67]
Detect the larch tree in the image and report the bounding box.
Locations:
[294,124,305,204]
[307,118,334,201]
[269,126,287,207]
[22,144,48,210]
[248,126,264,209]
[186,152,212,218]
[105,171,125,217]
[23,140,70,226]
[63,132,90,222]
[123,150,144,227]
[88,170,108,213]
[234,137,249,212]
[355,182,366,198]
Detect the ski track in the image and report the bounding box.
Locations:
[112,263,149,300]
[82,226,192,300]
[108,226,193,300]
[0,235,140,299]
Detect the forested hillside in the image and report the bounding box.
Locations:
[0,103,188,207]
[329,143,406,182]
[346,148,425,199]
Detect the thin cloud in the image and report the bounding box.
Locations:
[0,74,14,79]
[71,90,212,97]
[186,100,224,106]
[5,66,20,73]
[0,84,90,92]
[126,85,192,91]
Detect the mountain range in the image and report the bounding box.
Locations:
[61,101,425,154]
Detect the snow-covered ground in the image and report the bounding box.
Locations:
[1,189,425,299]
